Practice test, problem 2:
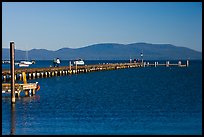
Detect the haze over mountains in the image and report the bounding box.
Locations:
[2,43,202,60]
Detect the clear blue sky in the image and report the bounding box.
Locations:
[2,2,202,52]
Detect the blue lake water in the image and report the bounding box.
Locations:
[2,60,202,135]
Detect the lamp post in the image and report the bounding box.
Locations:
[141,50,143,66]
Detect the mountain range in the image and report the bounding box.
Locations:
[2,43,202,60]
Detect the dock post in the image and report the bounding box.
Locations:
[166,61,169,67]
[22,72,27,84]
[76,63,77,74]
[143,62,146,67]
[8,75,11,81]
[25,90,29,97]
[10,41,15,104]
[28,73,31,79]
[33,73,36,79]
[32,89,36,95]
[15,91,20,98]
[19,73,22,81]
[41,72,44,78]
[28,90,32,96]
[154,62,157,67]
[69,61,72,71]
[141,51,143,66]
[37,73,40,78]
[45,72,48,77]
[186,60,189,67]
[3,75,6,81]
[178,61,181,67]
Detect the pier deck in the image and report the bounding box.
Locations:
[2,61,188,82]
[2,82,39,97]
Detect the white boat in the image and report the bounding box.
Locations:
[19,49,33,66]
[73,59,84,65]
[20,61,33,65]
[18,63,29,67]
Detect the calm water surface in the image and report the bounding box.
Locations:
[2,60,202,135]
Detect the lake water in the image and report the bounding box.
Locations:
[2,60,202,135]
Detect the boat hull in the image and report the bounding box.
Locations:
[19,63,29,67]
[20,61,33,65]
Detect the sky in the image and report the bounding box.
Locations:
[2,2,202,52]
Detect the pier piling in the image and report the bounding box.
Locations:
[69,61,72,70]
[186,60,189,67]
[22,72,27,84]
[29,73,31,79]
[143,62,146,67]
[3,75,6,81]
[10,41,15,104]
[75,63,77,73]
[178,61,181,67]
[166,61,169,67]
[33,73,36,79]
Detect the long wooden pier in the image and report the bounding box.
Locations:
[2,60,189,82]
[2,63,142,82]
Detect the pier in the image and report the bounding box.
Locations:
[2,60,188,82]
[2,63,142,82]
[2,66,40,97]
[2,42,40,101]
[2,82,39,97]
[2,41,189,99]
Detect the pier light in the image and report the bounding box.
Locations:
[141,51,144,65]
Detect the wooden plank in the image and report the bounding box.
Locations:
[2,83,37,92]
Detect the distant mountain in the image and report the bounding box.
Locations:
[2,43,202,60]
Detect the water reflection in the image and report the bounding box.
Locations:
[18,95,41,102]
[10,104,16,135]
[2,95,40,102]
[3,95,41,135]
